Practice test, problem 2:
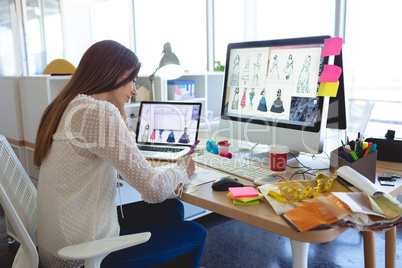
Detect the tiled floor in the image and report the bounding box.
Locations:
[1,207,401,268]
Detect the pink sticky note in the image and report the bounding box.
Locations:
[321,37,343,57]
[318,65,342,83]
[229,187,259,199]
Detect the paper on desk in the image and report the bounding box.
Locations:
[157,164,226,186]
[258,183,294,215]
[337,166,385,197]
[332,192,386,218]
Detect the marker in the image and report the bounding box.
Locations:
[186,140,200,156]
[368,143,377,154]
[363,142,373,157]
[340,151,353,163]
[356,140,362,152]
[350,151,359,161]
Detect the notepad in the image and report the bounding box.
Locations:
[233,199,260,206]
[229,186,259,198]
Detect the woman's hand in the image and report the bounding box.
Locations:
[177,156,195,177]
[118,106,129,128]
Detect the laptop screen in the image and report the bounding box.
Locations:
[136,101,202,146]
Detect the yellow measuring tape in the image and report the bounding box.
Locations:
[267,172,337,203]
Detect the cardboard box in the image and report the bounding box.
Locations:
[330,146,377,183]
[168,80,195,100]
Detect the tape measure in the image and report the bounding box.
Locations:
[267,172,337,203]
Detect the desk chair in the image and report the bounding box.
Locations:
[43,59,76,75]
[0,135,151,267]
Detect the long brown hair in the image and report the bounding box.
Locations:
[34,40,141,167]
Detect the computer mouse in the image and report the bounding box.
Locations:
[212,177,244,191]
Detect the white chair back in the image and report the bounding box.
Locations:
[0,135,39,267]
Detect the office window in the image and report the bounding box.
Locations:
[345,1,402,137]
[0,1,21,75]
[214,0,335,66]
[43,0,63,64]
[134,0,207,74]
[25,0,45,74]
[90,0,132,49]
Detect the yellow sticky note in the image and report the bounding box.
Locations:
[317,81,339,97]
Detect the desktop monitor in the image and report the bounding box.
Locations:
[219,35,343,160]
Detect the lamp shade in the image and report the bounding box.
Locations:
[157,43,184,80]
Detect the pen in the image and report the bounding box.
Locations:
[186,140,200,156]
[340,151,353,163]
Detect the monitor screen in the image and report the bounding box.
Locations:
[136,101,202,145]
[219,36,339,155]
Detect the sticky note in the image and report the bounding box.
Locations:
[317,81,339,97]
[318,65,342,83]
[229,186,259,198]
[321,37,343,57]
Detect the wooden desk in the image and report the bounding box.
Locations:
[174,153,402,268]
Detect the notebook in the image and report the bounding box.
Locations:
[135,101,202,161]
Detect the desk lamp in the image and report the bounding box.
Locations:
[149,42,184,100]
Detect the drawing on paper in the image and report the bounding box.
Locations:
[231,87,240,109]
[230,55,240,86]
[257,89,267,112]
[297,55,311,93]
[283,54,294,80]
[253,53,262,86]
[242,56,250,85]
[270,89,285,113]
[268,54,280,79]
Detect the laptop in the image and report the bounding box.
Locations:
[135,101,202,161]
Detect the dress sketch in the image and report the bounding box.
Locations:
[240,88,247,108]
[270,89,285,113]
[249,88,255,110]
[231,88,240,109]
[150,129,156,141]
[142,124,149,142]
[178,127,191,144]
[283,54,293,80]
[166,130,175,143]
[297,55,311,93]
[158,130,164,142]
[257,89,267,112]
[253,53,262,86]
[230,55,240,86]
[241,56,250,85]
[268,54,280,79]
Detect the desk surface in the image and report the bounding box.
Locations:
[157,147,402,244]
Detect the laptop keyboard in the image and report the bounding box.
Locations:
[138,145,184,153]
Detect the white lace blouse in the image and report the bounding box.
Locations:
[36,94,190,267]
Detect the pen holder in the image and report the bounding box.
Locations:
[330,146,377,183]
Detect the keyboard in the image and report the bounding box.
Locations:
[193,153,274,181]
[137,145,184,153]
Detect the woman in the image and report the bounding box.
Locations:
[34,40,206,268]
